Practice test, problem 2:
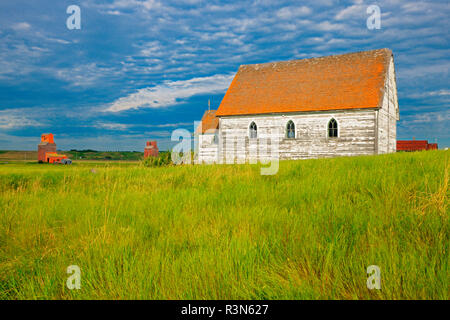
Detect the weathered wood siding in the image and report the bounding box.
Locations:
[217,109,377,162]
[197,133,219,164]
[377,56,398,154]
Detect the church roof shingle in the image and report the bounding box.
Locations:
[216,48,392,116]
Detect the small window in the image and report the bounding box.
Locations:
[286,120,295,139]
[328,118,338,138]
[249,122,257,139]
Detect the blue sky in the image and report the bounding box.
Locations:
[0,0,448,151]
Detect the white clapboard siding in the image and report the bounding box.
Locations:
[217,109,378,163]
[197,133,219,164]
[377,56,399,154]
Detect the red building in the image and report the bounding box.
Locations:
[45,153,68,164]
[144,141,159,158]
[38,133,69,163]
[38,133,57,162]
[397,139,438,152]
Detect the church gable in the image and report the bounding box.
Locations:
[196,110,219,134]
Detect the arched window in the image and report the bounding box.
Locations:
[249,122,257,139]
[286,120,295,139]
[328,118,338,138]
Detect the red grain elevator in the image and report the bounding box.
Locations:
[38,133,57,162]
[144,141,159,158]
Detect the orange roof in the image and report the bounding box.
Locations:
[46,153,67,158]
[41,133,54,144]
[216,48,392,116]
[197,110,219,133]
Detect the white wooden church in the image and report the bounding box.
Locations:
[196,48,399,164]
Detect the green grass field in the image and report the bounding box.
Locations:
[0,151,448,299]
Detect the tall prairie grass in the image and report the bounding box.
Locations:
[0,150,448,299]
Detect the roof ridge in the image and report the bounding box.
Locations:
[239,48,391,70]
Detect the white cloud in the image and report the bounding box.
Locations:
[276,6,311,19]
[407,90,450,99]
[52,63,119,87]
[138,41,164,57]
[316,21,344,31]
[105,10,122,15]
[87,0,162,14]
[91,121,193,130]
[403,110,450,124]
[334,3,365,21]
[12,22,31,31]
[106,73,234,112]
[0,42,48,79]
[402,2,432,13]
[424,90,450,97]
[143,122,192,128]
[44,37,71,45]
[95,122,130,131]
[398,62,450,79]
[0,110,44,129]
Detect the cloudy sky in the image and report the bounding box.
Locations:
[0,0,448,151]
